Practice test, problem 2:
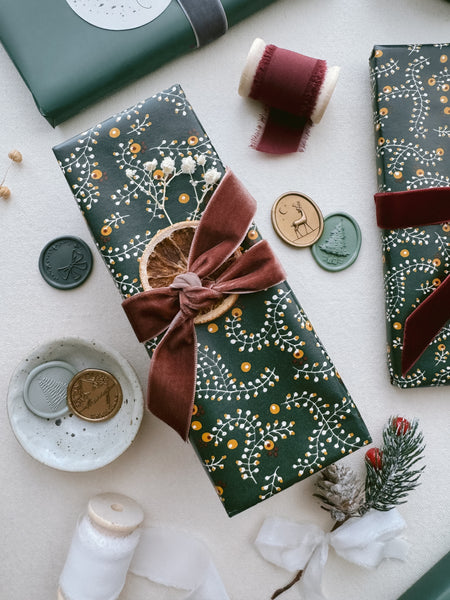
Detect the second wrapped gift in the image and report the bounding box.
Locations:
[370,44,450,388]
[54,85,370,516]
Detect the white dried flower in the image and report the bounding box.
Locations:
[181,156,197,174]
[143,159,158,171]
[125,168,137,179]
[161,156,175,175]
[196,154,206,166]
[204,168,221,185]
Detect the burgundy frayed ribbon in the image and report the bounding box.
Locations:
[250,44,327,154]
[123,170,286,440]
[375,187,450,376]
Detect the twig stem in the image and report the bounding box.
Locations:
[271,570,303,599]
[269,517,348,599]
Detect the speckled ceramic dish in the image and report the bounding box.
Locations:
[7,337,144,471]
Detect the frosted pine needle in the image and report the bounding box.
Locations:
[364,417,425,512]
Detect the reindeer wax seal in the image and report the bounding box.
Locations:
[271,192,324,248]
[67,369,123,422]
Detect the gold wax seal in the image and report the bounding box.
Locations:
[271,192,324,248]
[67,369,123,422]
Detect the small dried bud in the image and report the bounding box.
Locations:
[8,150,22,163]
[0,185,11,199]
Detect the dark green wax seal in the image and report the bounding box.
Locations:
[39,236,93,289]
[311,212,361,272]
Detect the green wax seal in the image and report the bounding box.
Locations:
[311,212,361,272]
[39,236,93,289]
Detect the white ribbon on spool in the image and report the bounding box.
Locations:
[58,493,229,600]
[130,527,229,599]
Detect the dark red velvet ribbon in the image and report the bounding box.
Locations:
[249,44,327,154]
[123,170,286,440]
[375,187,450,376]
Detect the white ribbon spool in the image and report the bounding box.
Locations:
[58,493,229,600]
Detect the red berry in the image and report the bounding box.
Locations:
[365,447,383,469]
[392,417,410,435]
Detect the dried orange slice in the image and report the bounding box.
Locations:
[139,221,238,324]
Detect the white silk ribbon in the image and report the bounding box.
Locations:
[130,526,230,600]
[255,509,408,600]
[59,516,229,600]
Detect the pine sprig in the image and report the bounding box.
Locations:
[364,417,425,512]
[273,416,425,600]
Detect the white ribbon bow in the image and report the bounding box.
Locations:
[255,509,408,600]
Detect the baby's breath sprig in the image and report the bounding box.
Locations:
[0,149,23,199]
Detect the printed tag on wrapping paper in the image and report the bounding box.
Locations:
[65,0,171,30]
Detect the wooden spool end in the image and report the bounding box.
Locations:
[58,493,144,599]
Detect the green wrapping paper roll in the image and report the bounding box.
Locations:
[397,552,450,600]
[0,0,277,126]
[370,44,450,388]
[53,84,370,516]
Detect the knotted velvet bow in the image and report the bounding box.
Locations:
[123,170,286,440]
[375,187,450,376]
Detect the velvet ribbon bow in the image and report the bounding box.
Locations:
[123,170,286,440]
[375,187,450,376]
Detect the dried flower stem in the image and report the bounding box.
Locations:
[0,149,23,198]
[0,163,11,186]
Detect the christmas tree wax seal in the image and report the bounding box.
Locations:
[311,212,361,271]
[39,236,93,289]
[67,368,123,422]
[271,192,324,248]
[23,360,77,418]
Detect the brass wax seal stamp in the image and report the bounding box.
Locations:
[67,369,123,422]
[271,192,324,248]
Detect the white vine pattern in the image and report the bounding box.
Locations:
[211,409,295,483]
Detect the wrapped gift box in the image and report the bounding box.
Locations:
[370,44,450,388]
[397,551,450,600]
[53,84,370,516]
[0,0,277,126]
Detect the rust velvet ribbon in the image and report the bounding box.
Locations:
[250,44,327,154]
[123,170,286,440]
[375,187,450,376]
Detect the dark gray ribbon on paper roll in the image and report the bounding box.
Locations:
[176,0,228,47]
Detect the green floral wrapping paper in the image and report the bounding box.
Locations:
[53,85,370,516]
[370,44,450,388]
